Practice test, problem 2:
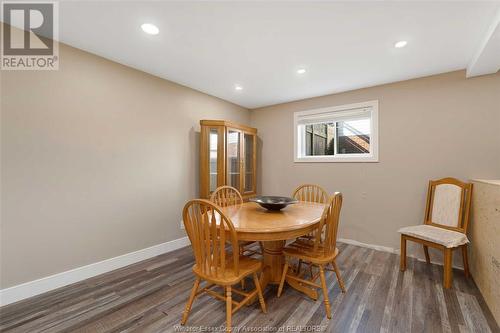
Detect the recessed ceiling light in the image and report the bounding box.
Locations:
[394,40,407,48]
[141,23,159,35]
[234,85,243,91]
[297,68,307,74]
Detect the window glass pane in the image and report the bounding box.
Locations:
[305,125,313,155]
[336,118,370,154]
[304,122,335,156]
[209,129,218,193]
[244,133,254,192]
[295,102,377,162]
[302,118,371,156]
[227,130,240,189]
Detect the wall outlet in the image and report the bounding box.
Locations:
[180,220,185,230]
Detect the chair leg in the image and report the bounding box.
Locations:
[181,278,200,325]
[297,259,303,275]
[462,244,470,278]
[277,259,289,297]
[226,286,232,332]
[400,236,407,271]
[423,245,431,264]
[309,264,314,279]
[253,272,267,313]
[319,265,331,319]
[239,244,246,290]
[332,260,346,293]
[443,248,453,289]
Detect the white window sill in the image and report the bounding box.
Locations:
[294,155,379,163]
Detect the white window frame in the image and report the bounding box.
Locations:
[294,100,379,163]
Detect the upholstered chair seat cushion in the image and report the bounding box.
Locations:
[398,225,469,248]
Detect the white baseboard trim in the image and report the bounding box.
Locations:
[338,237,463,269]
[338,238,398,254]
[0,236,190,307]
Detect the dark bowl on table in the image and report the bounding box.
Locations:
[249,196,298,211]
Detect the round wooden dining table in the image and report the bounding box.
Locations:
[219,201,325,299]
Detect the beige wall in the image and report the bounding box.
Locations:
[250,71,500,262]
[0,42,250,288]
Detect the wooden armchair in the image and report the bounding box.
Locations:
[398,177,473,289]
[277,193,346,319]
[211,186,263,257]
[181,199,266,332]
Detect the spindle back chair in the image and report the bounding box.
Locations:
[183,199,239,279]
[292,184,329,204]
[277,193,346,319]
[210,185,243,207]
[181,199,266,331]
[292,184,330,243]
[211,186,262,258]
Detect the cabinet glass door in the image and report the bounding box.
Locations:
[243,133,255,193]
[226,129,241,190]
[209,128,219,193]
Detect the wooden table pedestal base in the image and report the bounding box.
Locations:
[256,240,318,301]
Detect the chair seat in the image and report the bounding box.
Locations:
[193,256,262,285]
[398,224,469,248]
[283,239,339,264]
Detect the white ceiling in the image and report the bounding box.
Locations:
[17,2,500,108]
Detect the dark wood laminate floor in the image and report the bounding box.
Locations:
[0,243,498,333]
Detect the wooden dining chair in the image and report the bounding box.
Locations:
[398,177,473,289]
[210,185,244,207]
[211,186,263,257]
[277,193,346,319]
[292,184,330,275]
[181,199,267,331]
[292,184,329,204]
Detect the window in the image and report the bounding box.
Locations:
[294,100,378,162]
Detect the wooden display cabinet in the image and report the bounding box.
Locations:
[199,120,257,199]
